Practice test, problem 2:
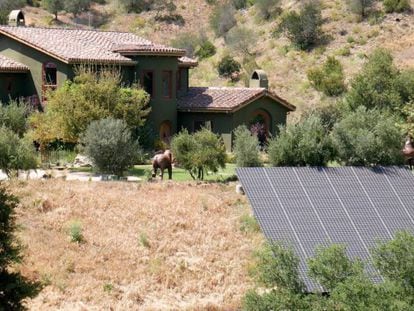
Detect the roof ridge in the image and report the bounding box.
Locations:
[0,25,142,35]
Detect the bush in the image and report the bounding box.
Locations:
[171,128,226,180]
[345,49,402,112]
[232,0,247,9]
[331,106,403,166]
[233,125,262,167]
[69,221,83,243]
[225,26,257,56]
[244,232,414,309]
[346,0,375,18]
[80,118,141,176]
[195,40,216,59]
[170,32,200,58]
[384,0,411,12]
[0,127,38,177]
[278,1,323,50]
[209,2,237,37]
[307,56,346,96]
[217,55,241,77]
[268,115,334,166]
[255,0,281,20]
[0,99,31,137]
[0,186,40,308]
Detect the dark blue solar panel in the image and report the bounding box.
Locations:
[236,166,414,292]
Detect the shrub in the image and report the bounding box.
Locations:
[225,26,257,56]
[195,40,216,59]
[307,56,346,96]
[69,221,83,243]
[0,187,40,307]
[268,115,334,166]
[0,127,38,177]
[80,118,141,176]
[384,0,411,12]
[233,125,262,167]
[255,0,281,20]
[232,0,247,9]
[278,1,323,50]
[331,106,403,166]
[171,128,226,180]
[209,2,237,37]
[217,55,241,77]
[345,49,402,112]
[171,32,200,58]
[0,99,31,137]
[346,0,375,18]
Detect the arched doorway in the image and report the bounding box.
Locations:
[250,109,271,147]
[159,120,172,145]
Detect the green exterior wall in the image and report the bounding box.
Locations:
[178,97,291,150]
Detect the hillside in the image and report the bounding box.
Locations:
[12,180,262,309]
[21,0,414,115]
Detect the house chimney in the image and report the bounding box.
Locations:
[8,10,25,27]
[249,70,268,89]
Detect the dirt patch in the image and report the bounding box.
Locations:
[10,180,262,310]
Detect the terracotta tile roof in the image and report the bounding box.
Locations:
[177,87,295,112]
[0,54,29,72]
[178,56,198,67]
[0,26,185,65]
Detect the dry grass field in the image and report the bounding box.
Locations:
[9,180,262,310]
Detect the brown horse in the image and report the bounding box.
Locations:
[152,150,173,180]
[402,136,414,169]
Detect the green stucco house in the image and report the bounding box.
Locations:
[0,10,295,150]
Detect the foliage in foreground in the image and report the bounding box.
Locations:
[29,69,150,147]
[0,99,31,137]
[332,106,404,166]
[244,231,414,310]
[0,186,40,309]
[80,118,141,176]
[233,125,262,167]
[171,128,226,180]
[277,1,323,50]
[268,115,334,167]
[0,127,38,177]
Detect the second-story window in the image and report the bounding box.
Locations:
[42,62,57,102]
[162,70,172,99]
[142,70,154,97]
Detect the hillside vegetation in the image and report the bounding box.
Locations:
[13,0,414,115]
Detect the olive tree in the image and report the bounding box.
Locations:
[233,125,262,167]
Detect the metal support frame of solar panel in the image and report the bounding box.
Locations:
[236,166,414,292]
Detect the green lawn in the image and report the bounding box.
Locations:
[70,163,237,182]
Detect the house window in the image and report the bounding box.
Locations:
[194,120,212,132]
[5,77,13,93]
[142,71,154,97]
[42,62,57,101]
[162,70,172,99]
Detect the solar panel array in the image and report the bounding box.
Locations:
[236,166,414,291]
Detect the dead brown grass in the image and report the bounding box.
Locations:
[10,180,262,310]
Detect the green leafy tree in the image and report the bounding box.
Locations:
[42,0,64,20]
[0,127,38,177]
[307,56,346,96]
[331,106,403,166]
[0,99,31,137]
[64,0,92,17]
[209,2,237,37]
[346,0,375,18]
[29,69,150,148]
[171,128,226,180]
[268,115,334,166]
[346,49,403,112]
[0,187,40,309]
[233,125,262,167]
[278,1,323,50]
[255,0,281,20]
[384,0,411,12]
[225,26,257,56]
[80,118,141,176]
[217,55,241,78]
[117,0,152,13]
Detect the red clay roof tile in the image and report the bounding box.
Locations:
[0,54,29,72]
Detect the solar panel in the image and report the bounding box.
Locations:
[237,166,414,291]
